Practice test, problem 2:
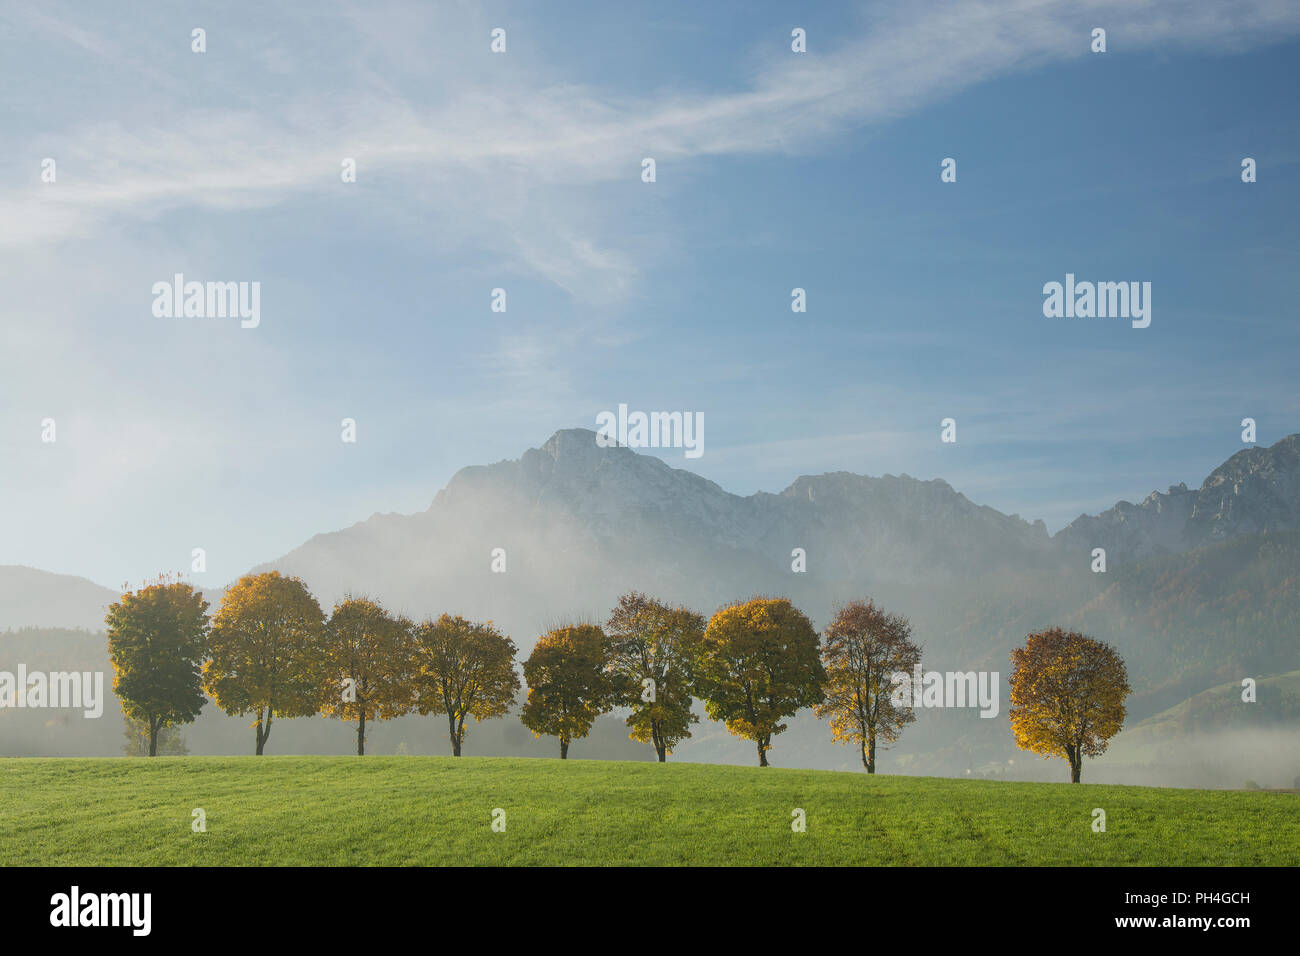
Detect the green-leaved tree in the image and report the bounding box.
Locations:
[105,576,209,757]
[521,624,612,759]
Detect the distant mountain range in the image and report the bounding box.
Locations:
[263,429,1300,608]
[4,430,1299,785]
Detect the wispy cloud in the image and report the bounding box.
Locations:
[6,0,1298,297]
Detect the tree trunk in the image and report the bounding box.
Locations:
[149,716,158,757]
[449,713,461,756]
[560,737,569,759]
[867,734,877,774]
[757,737,769,767]
[651,720,666,761]
[1066,744,1081,782]
[255,708,270,755]
[357,712,366,756]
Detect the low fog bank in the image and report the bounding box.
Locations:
[1089,727,1300,790]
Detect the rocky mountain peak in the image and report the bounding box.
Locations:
[1056,433,1300,563]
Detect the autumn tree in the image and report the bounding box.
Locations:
[105,577,209,757]
[605,592,704,762]
[520,624,613,759]
[1009,627,1130,783]
[320,597,416,755]
[414,614,520,756]
[814,599,922,773]
[696,597,826,767]
[204,571,326,755]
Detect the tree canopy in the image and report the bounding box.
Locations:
[815,599,922,773]
[605,592,705,762]
[696,597,825,767]
[1009,627,1130,782]
[520,624,613,759]
[414,614,520,756]
[321,597,416,755]
[105,576,209,757]
[204,571,326,755]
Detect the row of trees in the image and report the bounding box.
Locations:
[105,572,1129,780]
[522,593,854,767]
[107,572,519,757]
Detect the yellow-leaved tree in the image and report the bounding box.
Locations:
[605,592,705,762]
[414,614,520,756]
[321,597,416,755]
[696,597,825,767]
[1008,627,1130,782]
[204,571,326,755]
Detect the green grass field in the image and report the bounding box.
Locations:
[2,756,1296,866]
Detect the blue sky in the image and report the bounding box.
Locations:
[1,0,1298,589]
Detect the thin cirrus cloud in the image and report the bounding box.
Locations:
[4,0,1298,299]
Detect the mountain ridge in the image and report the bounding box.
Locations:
[1055,434,1300,562]
[6,430,1297,603]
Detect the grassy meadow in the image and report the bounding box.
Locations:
[2,755,1295,866]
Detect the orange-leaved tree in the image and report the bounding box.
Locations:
[320,597,416,755]
[814,599,921,773]
[605,592,705,762]
[204,571,326,755]
[1008,627,1130,782]
[696,597,825,767]
[414,614,520,756]
[520,624,612,759]
[105,575,209,757]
